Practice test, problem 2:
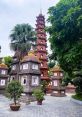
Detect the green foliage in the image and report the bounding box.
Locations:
[48,70,53,77]
[7,80,23,105]
[4,56,13,73]
[47,0,82,84]
[10,23,36,57]
[62,72,72,86]
[41,80,48,93]
[73,71,82,95]
[72,94,82,101]
[48,61,55,69]
[4,56,12,67]
[48,52,56,69]
[33,89,44,101]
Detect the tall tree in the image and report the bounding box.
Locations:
[4,56,13,73]
[10,23,36,58]
[47,0,82,82]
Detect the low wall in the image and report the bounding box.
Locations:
[66,85,75,93]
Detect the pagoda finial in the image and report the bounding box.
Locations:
[40,8,42,14]
[40,0,42,14]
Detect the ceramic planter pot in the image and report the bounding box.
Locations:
[37,100,43,105]
[10,103,21,111]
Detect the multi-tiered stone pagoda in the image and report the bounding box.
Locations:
[35,13,49,82]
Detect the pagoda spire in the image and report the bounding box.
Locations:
[40,0,42,14]
[35,13,49,81]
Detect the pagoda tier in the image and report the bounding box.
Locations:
[36,13,49,81]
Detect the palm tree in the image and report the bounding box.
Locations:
[10,23,36,58]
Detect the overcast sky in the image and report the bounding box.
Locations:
[0,0,59,57]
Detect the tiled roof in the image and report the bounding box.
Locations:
[21,50,40,63]
[0,63,8,69]
[51,65,63,72]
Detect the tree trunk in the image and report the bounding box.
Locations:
[14,92,16,105]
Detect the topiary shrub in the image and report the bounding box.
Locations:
[33,89,44,101]
[6,80,23,105]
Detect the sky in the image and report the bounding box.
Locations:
[0,0,59,57]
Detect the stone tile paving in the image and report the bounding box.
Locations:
[0,94,82,117]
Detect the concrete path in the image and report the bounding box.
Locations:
[0,94,82,117]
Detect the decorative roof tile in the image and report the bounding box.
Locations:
[51,65,63,72]
[0,63,8,69]
[21,50,40,63]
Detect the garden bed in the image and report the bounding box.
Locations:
[71,95,82,105]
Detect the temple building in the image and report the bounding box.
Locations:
[35,13,49,82]
[0,63,8,94]
[10,51,20,81]
[51,65,66,97]
[19,50,41,93]
[10,50,41,102]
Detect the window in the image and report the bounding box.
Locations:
[13,58,17,61]
[40,29,43,32]
[41,48,43,50]
[50,82,52,85]
[20,65,22,70]
[60,73,63,76]
[1,70,6,75]
[0,80,5,86]
[41,72,44,76]
[41,35,43,37]
[54,73,57,76]
[10,76,15,82]
[54,80,57,86]
[24,79,26,84]
[23,63,28,70]
[12,65,16,70]
[32,76,39,86]
[32,64,38,70]
[41,41,43,43]
[21,76,27,85]
[41,63,43,67]
[41,74,43,77]
[41,55,43,58]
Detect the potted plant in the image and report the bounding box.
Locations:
[33,89,44,105]
[41,80,48,94]
[6,80,23,111]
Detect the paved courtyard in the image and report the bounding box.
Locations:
[0,94,82,117]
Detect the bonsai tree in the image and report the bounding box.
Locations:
[7,80,23,111]
[33,89,44,105]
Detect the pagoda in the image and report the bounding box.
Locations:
[51,65,66,97]
[35,13,49,81]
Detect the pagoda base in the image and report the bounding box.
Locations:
[41,77,50,81]
[19,92,36,104]
[66,84,75,93]
[51,89,66,97]
[0,88,6,94]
